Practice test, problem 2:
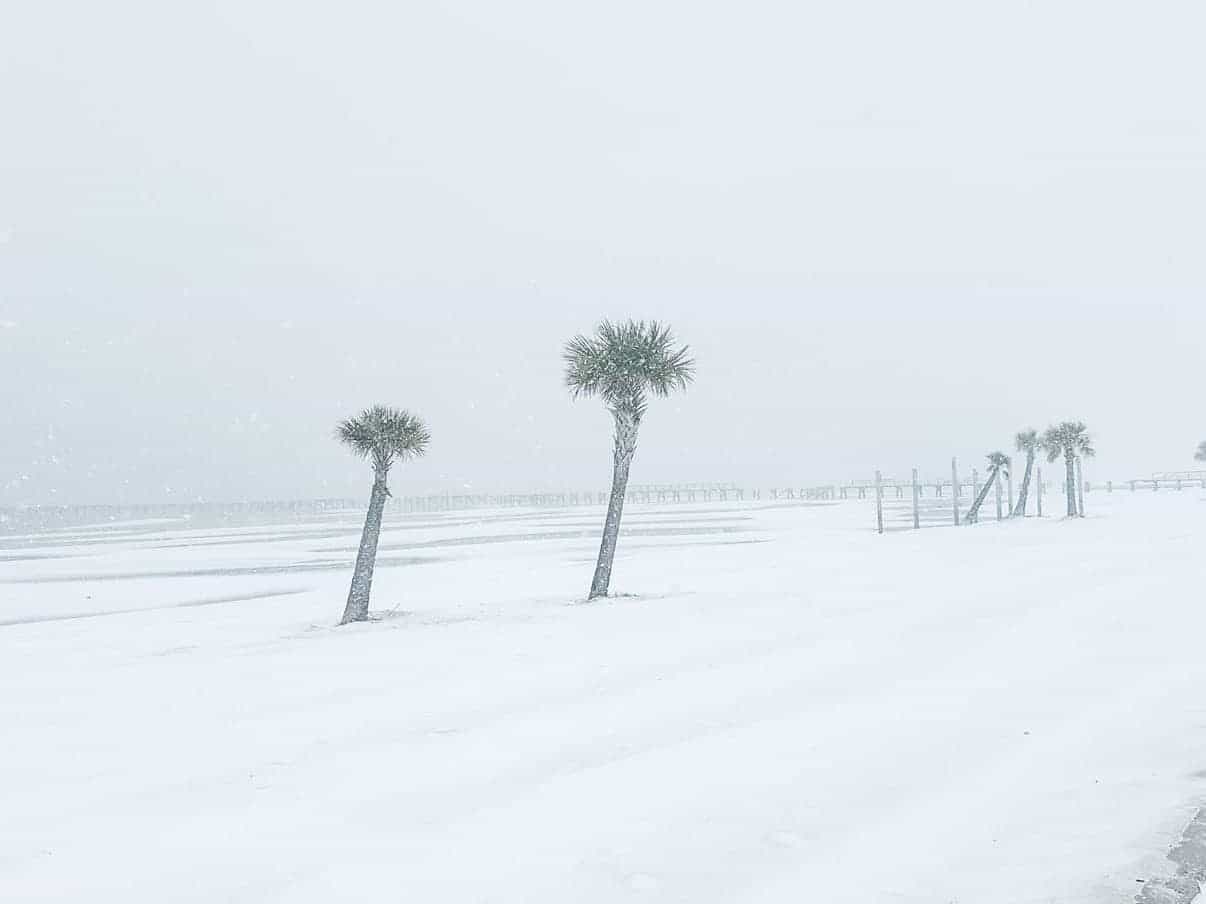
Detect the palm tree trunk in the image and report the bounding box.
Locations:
[1012,452,1035,516]
[965,467,998,523]
[1064,450,1077,517]
[588,410,638,599]
[340,468,389,624]
[1076,456,1086,518]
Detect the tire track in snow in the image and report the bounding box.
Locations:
[0,588,311,627]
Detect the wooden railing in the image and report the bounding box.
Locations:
[2,472,1201,535]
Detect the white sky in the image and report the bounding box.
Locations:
[2,1,1204,504]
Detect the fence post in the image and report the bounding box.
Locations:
[995,474,1004,521]
[1076,457,1086,517]
[951,457,960,525]
[1036,467,1043,517]
[972,468,980,507]
[1007,469,1014,516]
[875,470,884,535]
[911,467,921,530]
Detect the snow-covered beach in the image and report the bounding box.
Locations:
[3,491,1204,902]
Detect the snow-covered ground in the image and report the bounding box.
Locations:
[2,491,1204,902]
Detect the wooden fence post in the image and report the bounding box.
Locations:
[1036,467,1043,517]
[875,470,884,535]
[951,458,960,525]
[911,467,921,530]
[1076,457,1086,517]
[995,475,1004,520]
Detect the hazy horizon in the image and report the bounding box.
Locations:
[3,1,1204,506]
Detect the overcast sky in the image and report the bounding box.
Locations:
[2,1,1203,505]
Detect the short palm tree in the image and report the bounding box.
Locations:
[1011,429,1039,516]
[965,452,1010,524]
[1196,440,1206,462]
[336,406,430,624]
[1041,421,1094,518]
[565,320,694,599]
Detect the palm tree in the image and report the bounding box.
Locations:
[564,320,694,599]
[965,452,1010,523]
[1196,440,1206,462]
[1011,429,1039,516]
[1041,421,1094,518]
[336,406,430,624]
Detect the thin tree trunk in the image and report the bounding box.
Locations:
[965,468,998,523]
[1012,452,1034,516]
[1064,450,1077,517]
[1076,456,1086,518]
[588,410,638,600]
[340,468,389,624]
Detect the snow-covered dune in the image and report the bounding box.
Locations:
[2,492,1203,902]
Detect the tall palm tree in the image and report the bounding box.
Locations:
[564,320,694,599]
[336,406,430,624]
[1011,429,1039,517]
[965,452,1010,523]
[1041,421,1094,518]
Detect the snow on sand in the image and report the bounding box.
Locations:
[2,492,1205,902]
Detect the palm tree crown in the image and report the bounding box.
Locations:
[564,320,695,419]
[1196,440,1206,462]
[987,451,1011,474]
[337,405,430,473]
[1015,430,1039,455]
[1041,421,1095,462]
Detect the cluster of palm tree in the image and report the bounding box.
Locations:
[1040,421,1094,517]
[969,421,1094,525]
[331,324,1104,619]
[335,319,694,623]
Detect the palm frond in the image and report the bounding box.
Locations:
[1197,440,1206,462]
[1015,429,1038,453]
[1040,427,1063,462]
[1040,421,1093,462]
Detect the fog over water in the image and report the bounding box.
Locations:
[3,2,1203,505]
